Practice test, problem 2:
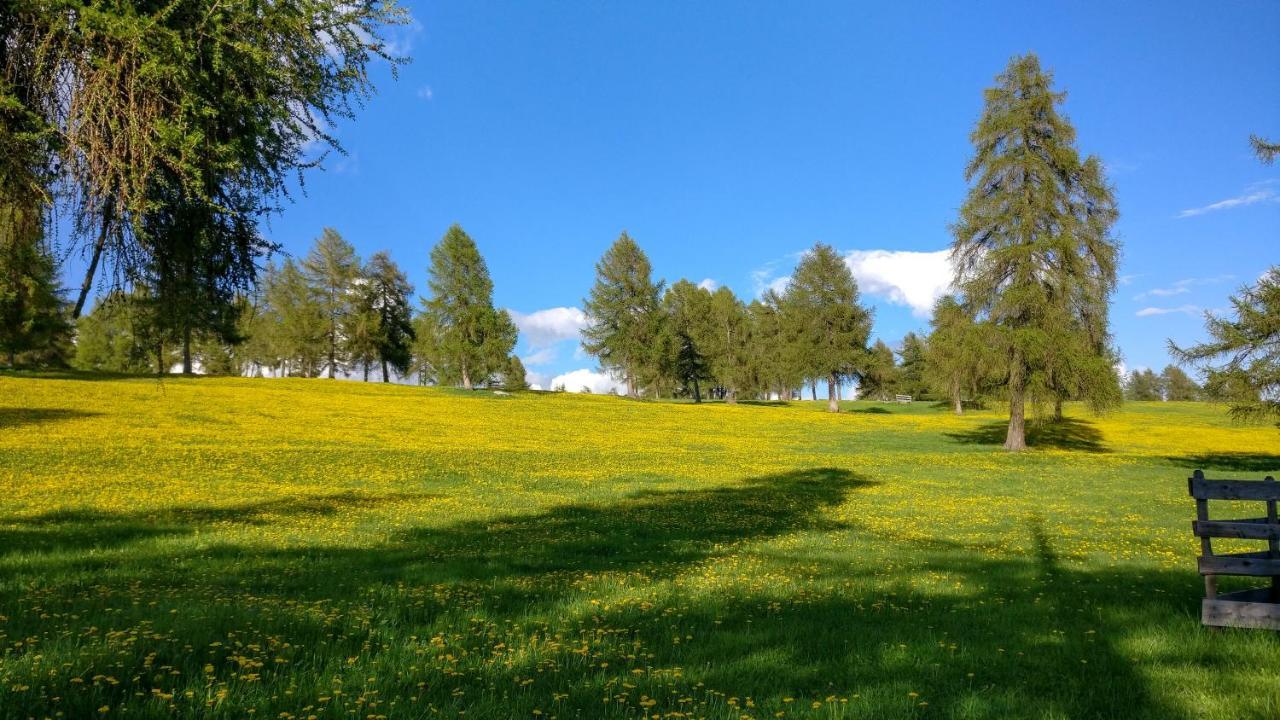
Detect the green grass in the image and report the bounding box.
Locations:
[1,373,1278,719]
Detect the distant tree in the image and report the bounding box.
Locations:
[262,260,327,377]
[582,232,664,397]
[896,332,931,400]
[72,290,166,373]
[697,287,753,403]
[423,225,517,389]
[785,243,872,412]
[1160,364,1201,401]
[749,289,804,401]
[303,229,361,379]
[1125,368,1163,401]
[661,280,713,401]
[923,296,990,414]
[345,297,382,382]
[0,224,69,367]
[1253,135,1279,164]
[364,252,416,382]
[859,340,899,401]
[951,54,1120,449]
[1171,268,1280,423]
[503,355,530,391]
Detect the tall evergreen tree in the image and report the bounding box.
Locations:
[262,260,327,377]
[582,232,665,397]
[749,289,804,401]
[661,280,713,401]
[697,287,752,403]
[1124,368,1163,401]
[858,340,899,401]
[0,222,69,367]
[784,243,872,412]
[364,252,415,382]
[951,54,1121,449]
[923,296,990,414]
[896,332,930,400]
[1171,267,1280,423]
[1160,364,1201,401]
[423,225,516,389]
[303,228,361,379]
[503,355,530,391]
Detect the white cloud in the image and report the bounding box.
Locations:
[547,368,626,394]
[509,307,588,348]
[1136,304,1201,317]
[1134,275,1233,301]
[842,249,954,318]
[520,347,558,367]
[416,85,434,101]
[697,278,719,291]
[1177,185,1278,218]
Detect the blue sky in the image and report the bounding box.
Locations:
[74,1,1280,389]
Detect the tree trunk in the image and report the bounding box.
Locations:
[73,202,113,319]
[1005,354,1027,450]
[7,349,14,368]
[363,361,370,382]
[726,388,737,404]
[692,377,701,403]
[827,374,840,413]
[954,395,963,415]
[952,378,963,415]
[182,324,193,374]
[327,326,336,379]
[157,341,166,375]
[381,356,390,383]
[1053,397,1064,422]
[462,364,472,390]
[810,381,817,402]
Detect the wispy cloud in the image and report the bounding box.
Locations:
[1133,275,1233,301]
[1177,182,1279,218]
[697,278,719,291]
[519,347,558,367]
[1136,304,1201,318]
[416,85,434,101]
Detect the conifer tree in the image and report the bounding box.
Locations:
[896,332,930,400]
[582,232,665,397]
[924,296,990,414]
[1160,364,1201,401]
[0,221,69,367]
[1124,369,1163,401]
[661,280,713,401]
[784,243,872,412]
[262,260,327,377]
[749,289,803,401]
[364,252,415,382]
[951,54,1120,449]
[303,229,361,379]
[858,340,899,401]
[697,287,752,403]
[503,355,530,391]
[1171,267,1280,423]
[423,225,516,389]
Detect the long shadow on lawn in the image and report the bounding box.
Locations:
[1165,452,1280,474]
[0,468,1222,718]
[0,406,102,429]
[946,417,1110,452]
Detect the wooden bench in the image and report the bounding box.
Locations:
[894,394,912,404]
[1189,469,1280,630]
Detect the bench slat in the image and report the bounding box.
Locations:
[1188,478,1280,501]
[1193,518,1280,540]
[1203,588,1280,630]
[1199,551,1280,577]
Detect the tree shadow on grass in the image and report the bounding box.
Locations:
[0,407,102,429]
[0,468,1229,719]
[1165,452,1280,474]
[946,417,1111,452]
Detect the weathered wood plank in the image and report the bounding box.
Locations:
[1193,518,1280,540]
[1203,589,1280,630]
[1189,476,1280,501]
[1199,552,1280,577]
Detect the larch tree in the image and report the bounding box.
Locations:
[1124,369,1163,401]
[749,289,804,401]
[951,53,1121,450]
[262,259,326,378]
[503,355,530,391]
[303,229,361,379]
[697,287,752,403]
[923,296,990,414]
[784,243,872,412]
[1171,268,1280,424]
[1160,364,1201,401]
[423,225,516,389]
[364,251,416,382]
[896,332,931,400]
[661,279,713,402]
[582,232,665,397]
[858,340,899,401]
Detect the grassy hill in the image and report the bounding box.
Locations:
[1,373,1278,719]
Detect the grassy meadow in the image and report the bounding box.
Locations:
[2,373,1279,719]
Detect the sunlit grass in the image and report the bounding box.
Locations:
[1,373,1278,718]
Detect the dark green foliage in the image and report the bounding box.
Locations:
[784,243,872,412]
[1171,267,1280,423]
[923,296,993,413]
[951,54,1120,449]
[660,280,713,401]
[364,252,415,382]
[895,332,930,400]
[1252,134,1279,164]
[72,289,167,373]
[503,355,530,391]
[0,223,69,368]
[1124,368,1163,401]
[749,290,805,401]
[697,287,753,403]
[858,340,899,401]
[303,229,361,379]
[582,232,665,397]
[422,225,516,389]
[258,260,327,377]
[1160,364,1201,401]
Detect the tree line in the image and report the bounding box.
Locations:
[2,34,1276,446]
